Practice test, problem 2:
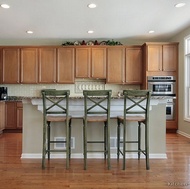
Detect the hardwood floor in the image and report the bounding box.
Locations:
[0,133,190,189]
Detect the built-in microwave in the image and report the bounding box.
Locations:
[147,76,176,96]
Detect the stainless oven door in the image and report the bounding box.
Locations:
[166,102,174,120]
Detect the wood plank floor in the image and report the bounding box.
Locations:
[0,133,190,189]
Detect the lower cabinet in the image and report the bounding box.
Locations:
[5,101,23,131]
[0,101,5,133]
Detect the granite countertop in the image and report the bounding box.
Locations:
[4,95,176,101]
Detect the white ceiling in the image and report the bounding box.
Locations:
[0,0,190,45]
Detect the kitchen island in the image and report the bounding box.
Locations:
[21,97,167,159]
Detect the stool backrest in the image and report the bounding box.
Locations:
[123,90,151,120]
[41,89,70,117]
[83,90,112,118]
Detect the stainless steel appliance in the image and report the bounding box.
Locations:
[166,99,174,120]
[0,87,8,100]
[147,76,176,120]
[147,76,176,96]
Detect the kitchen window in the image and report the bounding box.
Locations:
[184,35,190,121]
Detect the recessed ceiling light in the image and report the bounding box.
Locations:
[26,30,34,34]
[175,3,186,8]
[149,30,155,34]
[87,3,97,8]
[87,30,94,34]
[1,4,10,8]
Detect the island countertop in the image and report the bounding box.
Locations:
[21,97,167,160]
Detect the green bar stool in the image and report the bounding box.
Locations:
[117,90,151,170]
[83,90,112,170]
[41,89,72,169]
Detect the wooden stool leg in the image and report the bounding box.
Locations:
[42,121,46,169]
[83,120,87,170]
[47,121,51,160]
[145,124,150,170]
[69,119,72,159]
[107,122,111,170]
[138,122,141,160]
[123,121,126,170]
[117,120,121,160]
[104,122,107,160]
[66,119,69,169]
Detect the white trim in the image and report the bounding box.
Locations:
[177,130,190,138]
[21,153,167,159]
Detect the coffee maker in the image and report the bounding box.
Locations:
[0,87,8,100]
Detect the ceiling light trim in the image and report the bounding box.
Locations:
[1,4,10,9]
[175,3,186,8]
[87,3,97,8]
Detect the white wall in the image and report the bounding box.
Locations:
[170,26,190,136]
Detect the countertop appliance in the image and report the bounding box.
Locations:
[0,87,8,100]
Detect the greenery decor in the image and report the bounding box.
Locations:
[62,39,122,46]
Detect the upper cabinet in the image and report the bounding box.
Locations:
[2,48,20,84]
[91,47,106,79]
[142,42,178,89]
[75,47,106,79]
[20,48,38,83]
[125,46,142,84]
[75,48,91,78]
[107,46,142,84]
[144,43,178,72]
[0,45,145,85]
[57,47,75,83]
[106,47,125,84]
[38,48,56,83]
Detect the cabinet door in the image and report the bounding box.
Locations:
[5,102,16,129]
[39,48,56,83]
[75,48,90,78]
[0,48,2,83]
[126,47,142,84]
[163,44,178,71]
[16,102,23,129]
[2,48,20,83]
[20,48,38,83]
[0,102,5,132]
[147,45,162,71]
[57,48,75,83]
[106,47,125,83]
[91,48,106,79]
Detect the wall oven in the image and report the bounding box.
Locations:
[147,76,176,120]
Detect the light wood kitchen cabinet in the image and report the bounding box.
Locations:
[2,48,20,84]
[57,47,75,83]
[75,47,106,79]
[91,47,106,79]
[106,47,125,83]
[20,48,38,83]
[125,46,142,84]
[5,101,22,131]
[0,101,5,133]
[145,43,178,72]
[75,48,91,78]
[38,48,56,83]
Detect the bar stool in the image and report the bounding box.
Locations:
[83,90,112,170]
[41,89,72,169]
[117,90,151,170]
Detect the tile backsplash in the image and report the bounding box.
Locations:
[0,79,139,97]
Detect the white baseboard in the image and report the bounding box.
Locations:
[177,130,190,138]
[21,153,167,159]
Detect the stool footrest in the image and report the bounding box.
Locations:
[87,141,105,144]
